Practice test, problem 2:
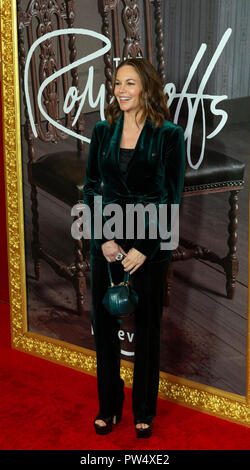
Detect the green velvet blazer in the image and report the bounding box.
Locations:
[83,112,186,263]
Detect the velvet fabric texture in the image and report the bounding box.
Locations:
[83,112,186,263]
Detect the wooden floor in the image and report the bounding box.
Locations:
[21,112,249,396]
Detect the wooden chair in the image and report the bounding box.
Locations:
[17,0,89,315]
[98,0,245,302]
[174,147,245,301]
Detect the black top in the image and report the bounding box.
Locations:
[119,147,134,178]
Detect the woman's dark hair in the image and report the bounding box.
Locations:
[105,57,170,128]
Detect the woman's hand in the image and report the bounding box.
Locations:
[121,248,147,275]
[101,240,127,263]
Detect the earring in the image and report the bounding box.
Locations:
[145,98,148,111]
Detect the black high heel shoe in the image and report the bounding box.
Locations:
[94,386,125,435]
[94,414,113,435]
[135,422,153,438]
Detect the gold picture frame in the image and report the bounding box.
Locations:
[1,0,249,427]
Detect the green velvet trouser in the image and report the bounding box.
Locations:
[90,256,170,426]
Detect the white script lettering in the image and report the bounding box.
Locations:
[24,28,232,168]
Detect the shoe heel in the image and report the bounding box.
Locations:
[112,389,125,425]
[112,411,122,425]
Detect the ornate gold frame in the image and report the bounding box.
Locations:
[1,0,249,427]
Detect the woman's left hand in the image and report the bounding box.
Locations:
[121,248,147,275]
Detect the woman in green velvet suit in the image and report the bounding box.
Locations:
[83,58,186,438]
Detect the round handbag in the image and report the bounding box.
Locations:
[102,262,139,318]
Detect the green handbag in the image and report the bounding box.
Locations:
[102,262,139,318]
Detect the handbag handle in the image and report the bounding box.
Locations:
[107,262,130,286]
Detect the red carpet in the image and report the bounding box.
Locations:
[0,302,249,451]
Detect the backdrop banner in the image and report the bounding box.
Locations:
[1,0,249,427]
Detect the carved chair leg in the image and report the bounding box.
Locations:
[74,237,86,315]
[75,273,86,316]
[224,190,239,299]
[164,262,174,307]
[30,184,41,280]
